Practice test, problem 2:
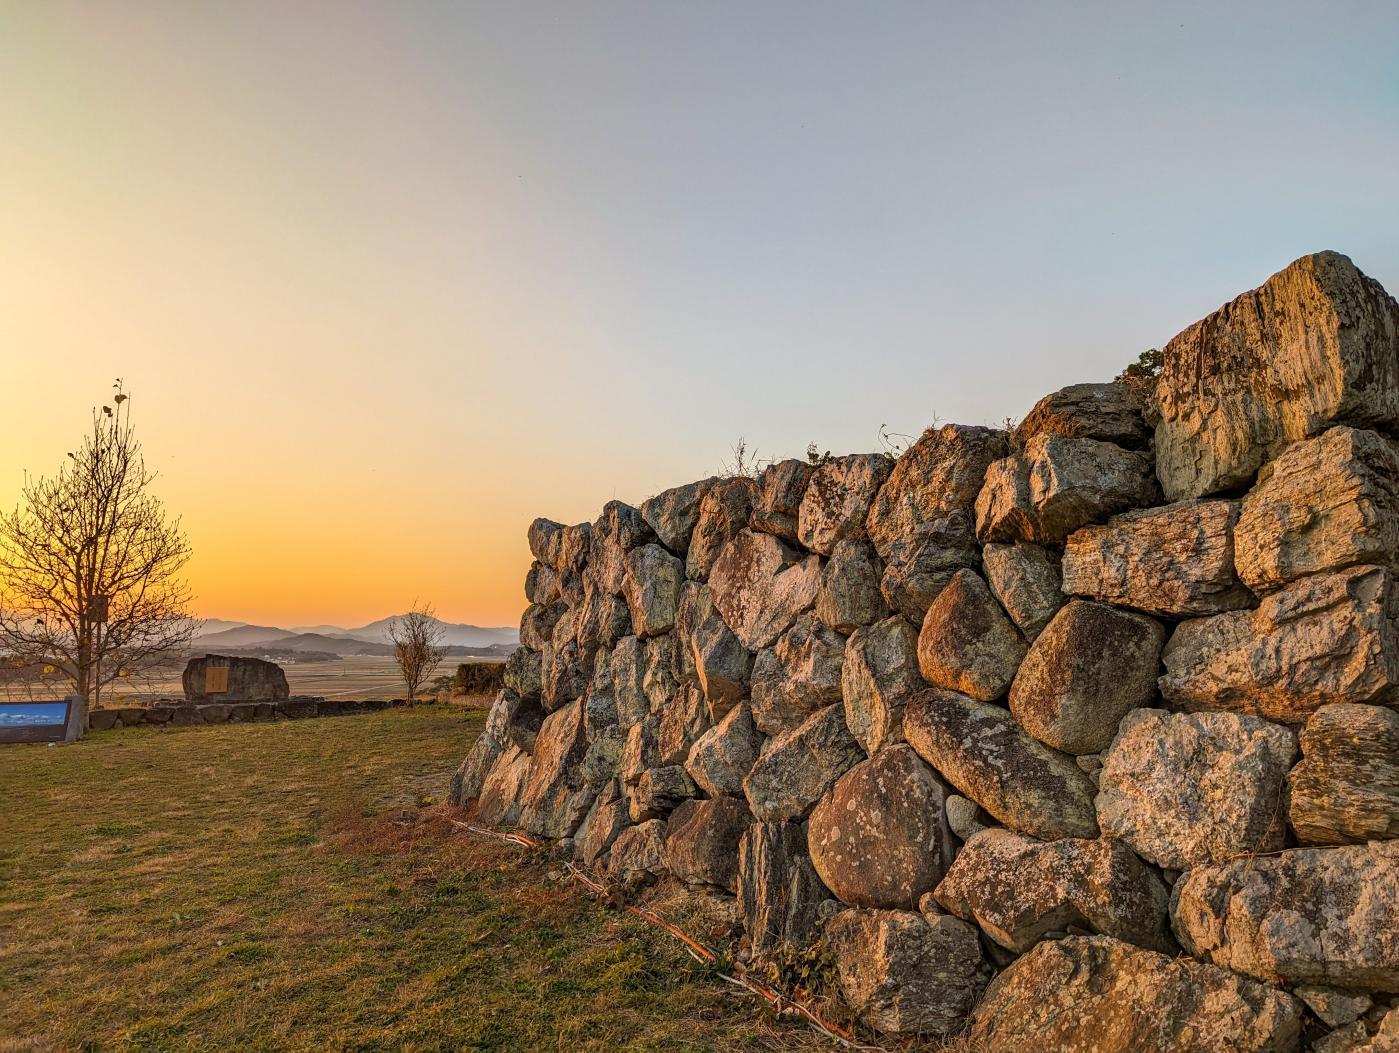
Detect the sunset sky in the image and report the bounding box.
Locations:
[2,2,1397,628]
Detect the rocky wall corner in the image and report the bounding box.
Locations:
[450,250,1399,1053]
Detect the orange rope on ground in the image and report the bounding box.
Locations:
[450,819,886,1052]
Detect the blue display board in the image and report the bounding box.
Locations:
[0,700,75,743]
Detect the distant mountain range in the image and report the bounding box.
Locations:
[192,616,518,656]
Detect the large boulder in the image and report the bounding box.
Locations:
[686,477,759,581]
[1062,499,1254,618]
[619,714,659,790]
[826,909,990,1037]
[1097,708,1296,869]
[975,433,1160,545]
[503,645,542,702]
[664,796,753,892]
[742,703,863,822]
[574,779,631,867]
[967,935,1304,1053]
[982,541,1065,642]
[749,614,846,735]
[476,743,533,828]
[516,698,593,838]
[681,584,753,717]
[450,688,542,802]
[519,602,566,651]
[1289,703,1399,845]
[527,517,564,565]
[903,689,1100,841]
[640,477,717,558]
[587,500,655,595]
[629,765,697,822]
[797,453,893,556]
[916,568,1026,701]
[525,560,562,606]
[807,745,953,909]
[1008,600,1166,755]
[656,682,711,766]
[1235,426,1399,592]
[841,615,923,756]
[1159,565,1399,724]
[866,424,1007,621]
[1014,382,1151,451]
[182,655,289,702]
[738,820,829,954]
[709,529,822,651]
[750,459,813,543]
[933,828,1173,954]
[1172,841,1399,993]
[609,635,651,727]
[1153,251,1399,502]
[606,819,669,889]
[815,539,889,633]
[640,635,675,713]
[621,544,684,638]
[684,703,762,798]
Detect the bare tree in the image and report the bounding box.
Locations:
[387,603,446,701]
[0,382,196,728]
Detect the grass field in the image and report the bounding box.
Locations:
[0,705,838,1052]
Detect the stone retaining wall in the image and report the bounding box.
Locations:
[451,251,1399,1051]
[89,697,409,731]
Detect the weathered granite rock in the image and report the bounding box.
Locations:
[574,779,630,867]
[558,521,592,573]
[540,636,591,712]
[982,541,1064,642]
[738,820,829,954]
[1015,382,1151,451]
[517,698,593,838]
[664,796,753,892]
[916,569,1026,701]
[641,477,718,558]
[797,453,893,556]
[476,743,532,827]
[709,529,822,651]
[934,828,1173,953]
[968,935,1304,1053]
[520,602,566,651]
[1172,841,1399,993]
[827,909,990,1036]
[743,704,863,822]
[607,819,668,889]
[808,745,953,909]
[587,500,655,594]
[1009,600,1166,755]
[815,539,889,633]
[683,584,753,717]
[525,560,562,606]
[503,646,540,702]
[1236,426,1399,592]
[622,544,685,638]
[868,424,1008,553]
[619,713,659,789]
[451,688,542,802]
[1097,709,1296,869]
[1159,565,1399,724]
[1153,251,1399,502]
[528,517,564,565]
[609,635,650,727]
[657,682,712,765]
[670,581,702,684]
[580,724,627,789]
[975,433,1161,545]
[183,655,290,702]
[629,765,697,822]
[903,689,1100,841]
[575,580,631,653]
[1295,986,1374,1029]
[1289,703,1399,845]
[685,703,762,798]
[841,615,923,756]
[749,614,846,735]
[686,477,759,581]
[641,634,675,713]
[750,459,814,542]
[1062,499,1254,617]
[581,649,618,739]
[944,794,991,840]
[877,514,983,623]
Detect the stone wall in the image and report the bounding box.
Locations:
[451,251,1399,1051]
[88,697,408,731]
